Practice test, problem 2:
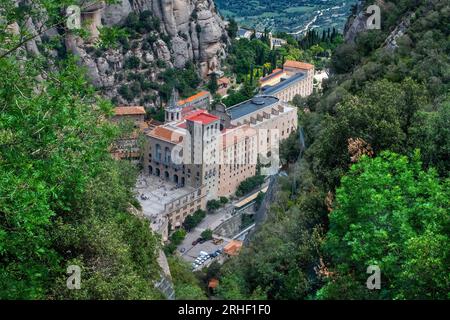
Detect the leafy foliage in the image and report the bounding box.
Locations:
[0,54,161,298]
[201,229,213,241]
[236,175,265,197]
[167,256,207,300]
[319,151,449,299]
[183,209,206,231]
[218,0,450,300]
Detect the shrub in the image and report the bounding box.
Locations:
[206,199,221,212]
[183,209,206,231]
[118,85,133,101]
[201,229,213,241]
[236,175,265,197]
[124,56,141,69]
[170,229,187,246]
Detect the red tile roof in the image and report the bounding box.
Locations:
[260,68,284,83]
[178,91,210,106]
[148,126,184,143]
[283,60,314,71]
[208,278,219,289]
[185,112,219,125]
[115,106,146,116]
[223,240,243,256]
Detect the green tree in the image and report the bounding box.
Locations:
[167,256,207,300]
[201,229,213,241]
[321,151,449,299]
[208,73,218,95]
[227,18,238,39]
[207,199,221,212]
[0,0,163,298]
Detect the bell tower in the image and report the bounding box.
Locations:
[165,89,182,123]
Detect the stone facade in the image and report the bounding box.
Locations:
[260,60,314,103]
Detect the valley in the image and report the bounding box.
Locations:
[216,0,359,34]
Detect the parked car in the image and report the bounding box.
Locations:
[212,238,223,245]
[192,240,198,246]
[198,238,206,244]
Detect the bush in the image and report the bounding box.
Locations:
[219,197,229,205]
[206,199,221,212]
[170,229,187,246]
[164,243,177,255]
[147,107,165,122]
[124,56,141,69]
[236,175,265,197]
[183,209,206,231]
[254,192,265,211]
[201,229,213,241]
[118,84,134,101]
[156,59,167,69]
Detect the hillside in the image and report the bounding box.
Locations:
[8,0,228,108]
[216,0,449,300]
[0,0,218,299]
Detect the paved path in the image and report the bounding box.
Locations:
[176,204,234,264]
[176,184,269,268]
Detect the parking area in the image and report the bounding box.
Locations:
[179,231,230,262]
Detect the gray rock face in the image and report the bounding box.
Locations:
[14,0,228,106]
[77,0,228,104]
[99,0,227,74]
[172,35,190,68]
[343,10,369,43]
[102,0,133,26]
[154,39,172,64]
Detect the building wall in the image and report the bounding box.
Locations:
[165,187,207,228]
[186,118,220,200]
[217,127,258,197]
[270,76,313,103]
[231,102,298,160]
[144,136,188,187]
[112,114,145,126]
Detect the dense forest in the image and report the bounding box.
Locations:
[0,0,449,300]
[215,0,449,299]
[0,0,204,299]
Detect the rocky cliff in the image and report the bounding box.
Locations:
[72,0,228,106]
[344,0,412,51]
[12,0,228,108]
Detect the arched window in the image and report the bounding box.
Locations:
[174,174,179,184]
[164,171,169,180]
[148,165,153,175]
[165,147,171,163]
[155,168,160,177]
[156,144,162,160]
